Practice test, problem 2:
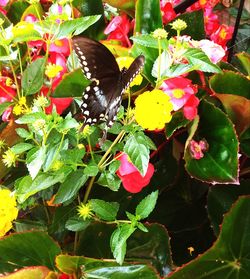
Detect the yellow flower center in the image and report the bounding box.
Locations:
[172,89,185,99]
[6,78,13,87]
[54,39,63,47]
[219,29,227,40]
[152,28,168,39]
[77,203,93,220]
[45,63,63,79]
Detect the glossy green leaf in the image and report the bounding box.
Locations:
[207,180,250,235]
[15,128,32,139]
[240,127,250,156]
[136,190,158,220]
[26,146,47,179]
[21,3,44,21]
[53,68,90,98]
[167,196,250,279]
[124,133,150,176]
[54,170,88,204]
[165,111,190,139]
[11,143,33,155]
[111,224,136,264]
[7,0,29,24]
[184,100,239,184]
[126,223,173,276]
[21,57,46,96]
[12,22,42,43]
[135,0,163,34]
[83,163,99,176]
[56,254,158,278]
[0,231,61,273]
[16,112,46,124]
[90,199,119,221]
[183,49,222,73]
[209,71,250,99]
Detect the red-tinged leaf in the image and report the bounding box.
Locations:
[235,52,250,75]
[0,231,61,273]
[184,100,239,184]
[209,71,250,99]
[215,94,250,135]
[135,0,163,34]
[0,266,50,279]
[166,196,250,279]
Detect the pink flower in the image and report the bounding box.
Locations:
[160,2,177,24]
[198,39,225,63]
[183,95,200,120]
[104,14,132,47]
[204,8,220,36]
[189,139,209,159]
[116,153,154,193]
[0,0,8,7]
[47,38,71,56]
[0,76,16,103]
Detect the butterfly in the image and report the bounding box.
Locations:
[72,36,145,140]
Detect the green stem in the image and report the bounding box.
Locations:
[83,175,96,204]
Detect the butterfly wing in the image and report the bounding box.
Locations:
[73,36,122,126]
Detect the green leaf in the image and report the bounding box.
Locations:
[10,143,33,155]
[165,111,190,138]
[183,48,222,73]
[135,0,163,34]
[16,112,46,124]
[90,199,119,221]
[16,169,69,203]
[184,100,239,184]
[97,171,121,191]
[151,50,172,78]
[209,71,250,99]
[21,57,46,96]
[56,114,79,131]
[0,231,61,273]
[6,1,29,24]
[207,180,250,235]
[26,146,47,179]
[60,148,85,165]
[0,102,12,115]
[56,254,158,278]
[137,222,148,232]
[54,170,88,204]
[111,224,136,265]
[109,160,121,174]
[54,15,101,38]
[136,191,158,220]
[83,162,99,176]
[131,34,168,49]
[53,68,91,97]
[167,196,250,279]
[235,52,250,75]
[240,128,250,156]
[15,128,32,139]
[12,22,42,43]
[65,216,91,232]
[124,134,150,176]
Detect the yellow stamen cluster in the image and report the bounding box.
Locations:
[116,57,143,88]
[152,28,168,39]
[171,19,187,32]
[33,95,49,108]
[0,188,18,237]
[32,119,46,131]
[134,89,173,130]
[77,202,93,220]
[172,89,185,99]
[51,160,64,171]
[45,63,63,79]
[13,97,29,116]
[2,149,19,168]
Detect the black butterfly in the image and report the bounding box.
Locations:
[72,36,145,137]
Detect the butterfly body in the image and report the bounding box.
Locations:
[72,36,145,132]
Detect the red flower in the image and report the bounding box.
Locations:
[47,38,71,56]
[160,2,177,24]
[183,95,200,120]
[204,8,220,36]
[104,14,132,47]
[116,153,154,193]
[210,24,234,48]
